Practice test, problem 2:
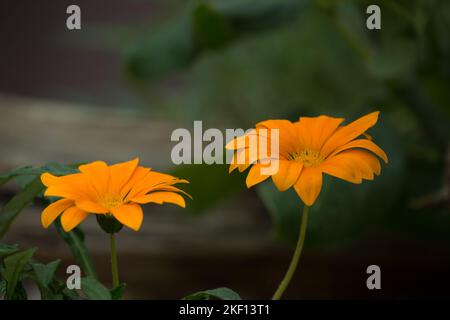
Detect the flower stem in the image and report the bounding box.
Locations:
[272,205,309,300]
[110,233,120,288]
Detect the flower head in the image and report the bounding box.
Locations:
[41,158,190,232]
[226,111,388,206]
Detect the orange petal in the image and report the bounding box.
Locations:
[236,145,259,167]
[225,129,262,150]
[246,163,271,188]
[79,161,110,195]
[229,152,239,173]
[60,206,89,232]
[120,166,151,198]
[109,158,139,194]
[256,119,297,156]
[75,200,109,214]
[44,183,89,201]
[296,116,344,151]
[150,185,192,199]
[333,149,381,179]
[111,204,143,231]
[41,172,60,187]
[131,192,186,207]
[272,160,303,191]
[345,150,375,180]
[328,139,388,163]
[294,167,322,206]
[42,173,91,200]
[41,199,74,228]
[320,153,363,184]
[126,171,183,200]
[357,150,381,175]
[321,111,380,158]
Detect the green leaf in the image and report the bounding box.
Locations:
[32,260,61,288]
[0,244,19,257]
[3,248,36,300]
[171,164,244,213]
[110,283,126,300]
[192,3,236,50]
[50,279,79,300]
[0,279,6,297]
[0,163,80,238]
[43,162,81,176]
[9,281,28,300]
[0,166,34,186]
[183,287,242,300]
[0,176,44,238]
[0,163,79,186]
[81,277,111,300]
[54,220,97,279]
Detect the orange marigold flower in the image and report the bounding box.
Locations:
[226,111,388,206]
[40,158,190,232]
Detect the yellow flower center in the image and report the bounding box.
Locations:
[98,194,123,210]
[290,149,324,167]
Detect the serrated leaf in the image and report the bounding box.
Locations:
[3,248,36,300]
[183,287,241,300]
[81,277,111,300]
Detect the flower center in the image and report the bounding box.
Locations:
[98,194,123,210]
[289,149,324,167]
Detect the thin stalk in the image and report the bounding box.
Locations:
[110,233,120,288]
[272,205,309,300]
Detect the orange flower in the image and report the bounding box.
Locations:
[40,158,190,232]
[226,111,388,206]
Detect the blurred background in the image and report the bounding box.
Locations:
[0,0,449,299]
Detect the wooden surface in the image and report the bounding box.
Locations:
[0,94,176,170]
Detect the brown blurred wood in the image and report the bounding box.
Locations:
[0,94,176,172]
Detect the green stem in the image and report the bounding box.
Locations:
[272,205,309,300]
[110,233,120,288]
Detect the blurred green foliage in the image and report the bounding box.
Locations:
[121,0,450,246]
